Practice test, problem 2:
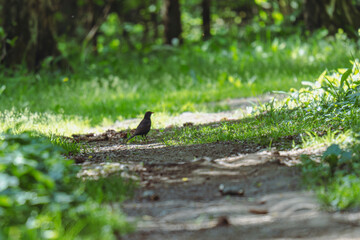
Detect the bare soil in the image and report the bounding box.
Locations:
[74,95,360,240]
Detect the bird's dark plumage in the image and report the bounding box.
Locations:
[126,111,153,142]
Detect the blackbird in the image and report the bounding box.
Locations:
[126,111,153,142]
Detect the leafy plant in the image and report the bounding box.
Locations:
[0,132,132,239]
[282,60,360,210]
[318,175,360,210]
[322,144,353,176]
[302,140,360,210]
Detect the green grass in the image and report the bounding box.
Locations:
[82,174,137,203]
[0,33,357,136]
[162,104,359,149]
[163,59,360,148]
[162,109,317,148]
[49,135,84,154]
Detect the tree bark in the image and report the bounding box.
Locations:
[303,0,360,38]
[162,0,182,45]
[202,0,211,40]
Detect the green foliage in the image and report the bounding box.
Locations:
[322,144,353,176]
[296,61,360,210]
[0,132,132,239]
[301,155,329,186]
[318,175,360,210]
[302,142,360,210]
[1,35,357,136]
[288,59,360,109]
[163,59,360,147]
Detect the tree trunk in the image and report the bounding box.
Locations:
[150,0,159,41]
[151,11,159,40]
[2,0,31,68]
[162,0,182,45]
[303,0,360,38]
[2,0,66,71]
[202,0,211,40]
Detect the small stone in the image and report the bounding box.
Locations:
[142,190,159,201]
[216,216,231,227]
[219,184,244,196]
[249,208,268,215]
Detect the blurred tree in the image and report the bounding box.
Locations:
[2,0,358,71]
[83,0,113,48]
[2,0,67,70]
[150,0,160,40]
[162,0,182,45]
[303,0,360,37]
[57,0,114,50]
[202,0,211,40]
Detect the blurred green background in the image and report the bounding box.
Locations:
[0,0,359,135]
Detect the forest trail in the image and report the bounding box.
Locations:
[119,146,360,240]
[73,95,360,240]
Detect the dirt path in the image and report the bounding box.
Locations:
[74,95,360,240]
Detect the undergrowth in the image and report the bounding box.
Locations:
[164,59,360,147]
[0,32,357,136]
[0,132,134,239]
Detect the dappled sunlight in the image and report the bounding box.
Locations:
[124,199,273,231]
[0,109,91,136]
[77,161,142,180]
[123,190,343,236]
[89,142,165,154]
[192,169,241,177]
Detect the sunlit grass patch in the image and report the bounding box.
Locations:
[0,109,91,136]
[162,108,322,148]
[301,130,353,149]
